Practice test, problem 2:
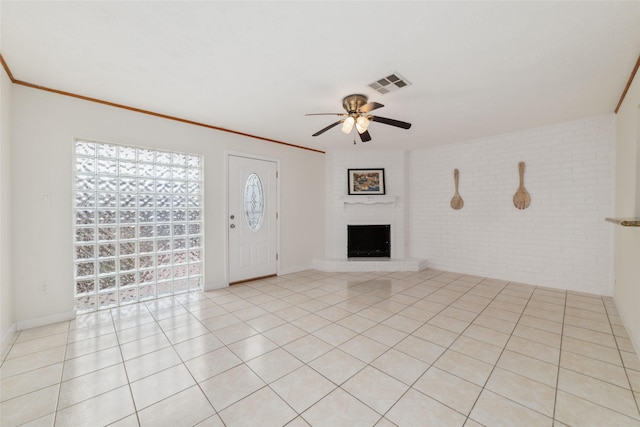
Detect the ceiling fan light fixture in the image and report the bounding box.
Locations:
[355,116,370,134]
[341,116,355,134]
[307,93,411,142]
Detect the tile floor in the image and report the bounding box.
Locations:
[2,269,640,426]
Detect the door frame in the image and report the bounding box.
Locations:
[225,150,280,286]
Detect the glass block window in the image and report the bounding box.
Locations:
[73,140,204,312]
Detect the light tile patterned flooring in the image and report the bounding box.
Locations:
[2,269,640,426]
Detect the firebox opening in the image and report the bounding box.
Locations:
[347,225,391,258]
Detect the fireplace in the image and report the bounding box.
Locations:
[347,225,391,258]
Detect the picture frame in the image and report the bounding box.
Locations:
[348,168,386,195]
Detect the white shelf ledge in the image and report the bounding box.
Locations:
[605,217,640,227]
[340,195,396,205]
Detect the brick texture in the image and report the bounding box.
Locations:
[409,115,615,294]
[325,150,407,260]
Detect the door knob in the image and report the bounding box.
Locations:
[230,224,236,229]
[230,214,235,220]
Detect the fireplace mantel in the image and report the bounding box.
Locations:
[340,195,396,205]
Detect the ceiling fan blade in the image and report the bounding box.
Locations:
[358,102,384,114]
[371,116,412,129]
[312,120,344,137]
[359,130,372,142]
[305,113,347,116]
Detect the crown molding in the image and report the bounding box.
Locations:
[0,54,324,154]
[615,54,640,114]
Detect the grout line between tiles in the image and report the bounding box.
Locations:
[551,287,568,423]
[3,270,640,426]
[604,297,640,417]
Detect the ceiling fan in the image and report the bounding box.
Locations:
[306,94,412,143]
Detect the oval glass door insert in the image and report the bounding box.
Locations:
[244,173,265,231]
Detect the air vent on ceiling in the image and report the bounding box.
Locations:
[368,73,411,95]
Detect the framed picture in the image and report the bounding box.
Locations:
[348,168,386,195]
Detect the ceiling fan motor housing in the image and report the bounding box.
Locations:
[343,94,368,113]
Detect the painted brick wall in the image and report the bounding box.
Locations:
[409,114,615,294]
[325,150,407,259]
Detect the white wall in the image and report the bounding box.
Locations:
[409,115,615,295]
[1,64,14,348]
[10,85,325,325]
[614,64,640,354]
[324,150,408,259]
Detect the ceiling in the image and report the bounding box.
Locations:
[1,1,639,152]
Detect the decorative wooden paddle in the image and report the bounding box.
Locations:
[450,169,464,210]
[513,161,531,210]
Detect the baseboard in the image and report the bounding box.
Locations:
[279,263,314,276]
[1,322,17,355]
[614,296,640,357]
[16,310,76,331]
[203,266,317,289]
[203,280,227,292]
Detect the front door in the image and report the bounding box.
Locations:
[228,155,277,284]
